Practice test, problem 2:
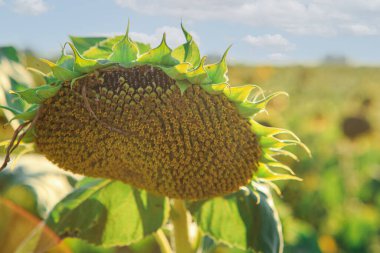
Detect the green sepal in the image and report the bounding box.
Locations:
[137,33,179,67]
[223,85,257,103]
[236,101,261,118]
[236,91,288,118]
[0,105,21,115]
[253,91,288,111]
[176,80,191,95]
[9,104,39,122]
[267,162,295,175]
[171,23,201,67]
[135,41,151,54]
[185,57,210,84]
[108,24,139,65]
[260,136,300,149]
[56,52,75,70]
[40,58,80,81]
[21,126,37,143]
[82,36,123,59]
[203,46,231,84]
[200,83,227,94]
[250,120,300,141]
[162,62,192,80]
[27,67,57,85]
[68,43,102,73]
[255,163,302,182]
[69,36,107,54]
[264,148,299,162]
[9,84,61,104]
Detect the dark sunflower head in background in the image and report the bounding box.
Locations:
[0,24,309,200]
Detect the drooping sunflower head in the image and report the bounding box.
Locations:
[1,24,309,200]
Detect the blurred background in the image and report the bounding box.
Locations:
[1,0,379,252]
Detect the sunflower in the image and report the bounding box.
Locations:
[0,24,309,200]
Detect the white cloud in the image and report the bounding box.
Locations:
[244,34,295,51]
[344,24,377,36]
[268,53,287,61]
[130,26,200,48]
[12,0,48,15]
[114,0,380,36]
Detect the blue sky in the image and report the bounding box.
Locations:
[0,0,379,65]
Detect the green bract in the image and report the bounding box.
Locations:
[1,23,309,192]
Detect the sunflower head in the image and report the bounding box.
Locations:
[1,24,309,200]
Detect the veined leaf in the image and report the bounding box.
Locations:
[46,178,170,248]
[190,186,283,253]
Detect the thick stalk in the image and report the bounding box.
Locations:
[171,199,193,253]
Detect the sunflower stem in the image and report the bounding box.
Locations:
[171,199,193,253]
[153,229,173,253]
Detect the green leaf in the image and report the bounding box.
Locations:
[0,46,20,62]
[190,186,283,253]
[0,157,76,218]
[69,36,107,54]
[46,178,170,247]
[108,24,139,65]
[0,53,34,127]
[10,84,61,104]
[137,33,179,67]
[171,24,201,67]
[204,46,231,84]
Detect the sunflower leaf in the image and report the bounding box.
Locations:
[189,186,283,253]
[45,178,170,248]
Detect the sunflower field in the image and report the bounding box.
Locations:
[0,27,379,253]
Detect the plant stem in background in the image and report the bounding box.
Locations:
[171,199,193,253]
[153,230,173,253]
